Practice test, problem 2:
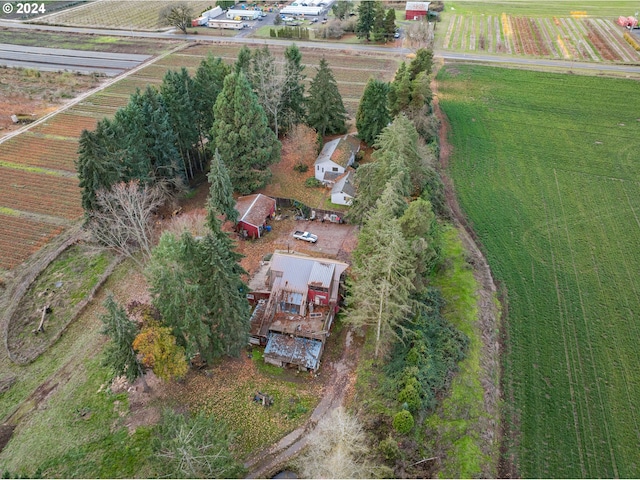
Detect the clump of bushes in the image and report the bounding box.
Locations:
[305,177,323,188]
[392,410,414,434]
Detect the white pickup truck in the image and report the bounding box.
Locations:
[293,231,318,243]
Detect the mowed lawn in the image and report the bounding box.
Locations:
[437,65,640,477]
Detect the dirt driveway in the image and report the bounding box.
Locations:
[281,219,358,260]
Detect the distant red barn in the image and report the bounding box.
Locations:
[235,194,276,239]
[405,1,430,20]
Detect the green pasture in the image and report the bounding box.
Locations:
[444,0,638,17]
[437,64,640,477]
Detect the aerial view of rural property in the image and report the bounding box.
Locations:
[0,0,639,477]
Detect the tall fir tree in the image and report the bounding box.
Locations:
[211,71,281,193]
[193,54,231,142]
[408,48,434,80]
[146,227,250,363]
[356,78,390,146]
[161,68,201,178]
[307,58,347,138]
[372,4,386,42]
[235,46,252,75]
[282,43,307,131]
[388,62,413,117]
[207,148,237,223]
[347,179,415,358]
[384,8,397,39]
[356,0,378,40]
[100,295,144,383]
[77,118,123,212]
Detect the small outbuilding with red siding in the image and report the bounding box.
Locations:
[235,193,276,239]
[405,1,430,20]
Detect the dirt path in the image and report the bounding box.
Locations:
[244,329,361,479]
[432,70,507,477]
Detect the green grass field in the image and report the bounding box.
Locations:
[444,0,639,17]
[436,64,640,477]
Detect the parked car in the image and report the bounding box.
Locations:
[293,231,318,243]
[394,31,400,38]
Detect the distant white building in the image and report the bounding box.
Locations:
[280,5,323,16]
[226,8,261,20]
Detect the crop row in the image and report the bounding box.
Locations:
[0,166,82,220]
[34,114,98,138]
[0,134,78,173]
[33,0,214,30]
[444,14,640,62]
[0,214,65,270]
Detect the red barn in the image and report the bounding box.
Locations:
[405,1,430,20]
[235,194,276,239]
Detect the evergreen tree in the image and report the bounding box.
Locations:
[211,71,281,193]
[347,179,415,358]
[76,119,123,212]
[100,295,143,383]
[350,114,424,224]
[130,86,184,182]
[356,0,378,40]
[146,225,250,363]
[235,45,252,75]
[193,54,231,141]
[399,197,440,292]
[372,5,386,42]
[161,68,201,178]
[356,78,390,146]
[207,148,237,223]
[384,8,397,40]
[388,62,412,117]
[307,58,347,138]
[282,44,307,130]
[408,48,434,80]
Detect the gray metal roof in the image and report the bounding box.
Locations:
[269,253,349,303]
[308,261,335,289]
[264,333,323,370]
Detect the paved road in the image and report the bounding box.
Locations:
[1,19,640,74]
[0,43,151,76]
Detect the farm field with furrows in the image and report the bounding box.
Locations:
[436,64,640,477]
[441,13,640,62]
[0,214,65,270]
[0,43,399,273]
[32,0,215,30]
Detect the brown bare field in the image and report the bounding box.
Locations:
[0,67,102,137]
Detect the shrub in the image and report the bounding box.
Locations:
[398,382,421,412]
[305,177,323,188]
[392,410,414,434]
[378,436,400,461]
[293,163,308,173]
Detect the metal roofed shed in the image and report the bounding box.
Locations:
[264,333,323,371]
[405,1,430,20]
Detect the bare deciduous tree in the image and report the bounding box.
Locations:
[159,3,193,34]
[88,180,168,266]
[297,408,378,479]
[250,47,288,138]
[406,20,435,49]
